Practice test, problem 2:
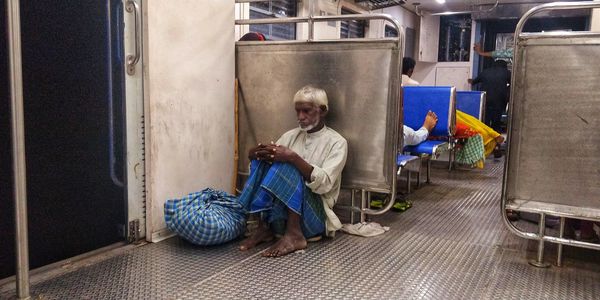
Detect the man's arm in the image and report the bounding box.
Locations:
[469,74,482,85]
[263,144,314,181]
[404,111,438,146]
[474,43,493,58]
[304,139,347,195]
[403,125,428,146]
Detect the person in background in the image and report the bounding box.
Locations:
[401,57,420,86]
[473,43,513,59]
[401,58,504,165]
[468,60,511,133]
[239,32,266,41]
[401,57,438,145]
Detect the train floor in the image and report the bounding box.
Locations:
[2,157,600,299]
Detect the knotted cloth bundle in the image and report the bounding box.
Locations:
[165,188,247,246]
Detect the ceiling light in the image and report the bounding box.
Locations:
[436,0,446,4]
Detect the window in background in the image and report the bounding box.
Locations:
[249,0,297,40]
[385,26,415,59]
[384,25,398,37]
[438,14,471,62]
[340,8,366,39]
[405,27,415,59]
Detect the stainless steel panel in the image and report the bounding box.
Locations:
[506,35,600,215]
[236,41,401,192]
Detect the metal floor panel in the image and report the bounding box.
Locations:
[3,158,600,299]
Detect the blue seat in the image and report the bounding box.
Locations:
[403,86,455,138]
[456,91,486,121]
[403,140,449,157]
[396,154,421,193]
[401,86,457,184]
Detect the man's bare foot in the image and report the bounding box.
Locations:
[239,225,274,251]
[261,233,307,257]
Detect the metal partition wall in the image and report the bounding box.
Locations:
[235,5,404,218]
[502,1,600,267]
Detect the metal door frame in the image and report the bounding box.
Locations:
[6,1,145,298]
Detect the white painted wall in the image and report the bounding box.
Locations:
[144,0,235,242]
[592,9,600,31]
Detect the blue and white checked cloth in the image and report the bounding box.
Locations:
[239,160,326,238]
[164,188,247,246]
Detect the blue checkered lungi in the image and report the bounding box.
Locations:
[238,160,326,238]
[164,188,247,246]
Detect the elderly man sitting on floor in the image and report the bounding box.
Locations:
[238,85,348,257]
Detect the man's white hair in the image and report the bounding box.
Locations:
[293,85,328,111]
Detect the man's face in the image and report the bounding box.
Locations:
[295,102,322,131]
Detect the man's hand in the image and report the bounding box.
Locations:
[422,111,438,133]
[262,143,297,163]
[248,143,269,160]
[473,43,482,54]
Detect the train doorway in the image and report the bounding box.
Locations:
[1,0,144,279]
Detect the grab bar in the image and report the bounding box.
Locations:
[236,13,403,46]
[125,0,141,75]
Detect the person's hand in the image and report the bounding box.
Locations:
[473,43,483,55]
[468,78,473,84]
[423,111,438,132]
[261,143,297,163]
[248,143,269,160]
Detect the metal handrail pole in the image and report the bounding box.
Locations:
[6,0,31,298]
[308,0,314,41]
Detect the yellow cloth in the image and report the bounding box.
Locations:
[456,110,501,168]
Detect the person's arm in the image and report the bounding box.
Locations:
[403,111,438,146]
[474,43,493,58]
[404,125,429,146]
[304,139,347,195]
[263,139,348,194]
[470,74,482,85]
[248,143,269,160]
[262,143,314,181]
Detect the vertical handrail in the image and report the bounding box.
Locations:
[6,0,31,298]
[308,0,315,41]
[107,0,124,187]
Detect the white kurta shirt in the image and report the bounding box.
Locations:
[402,74,420,86]
[403,126,429,146]
[276,125,348,237]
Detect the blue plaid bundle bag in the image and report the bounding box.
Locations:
[164,188,247,246]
